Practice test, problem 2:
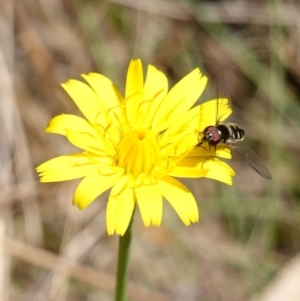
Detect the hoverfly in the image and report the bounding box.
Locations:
[197,78,272,180]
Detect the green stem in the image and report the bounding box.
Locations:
[115,216,133,301]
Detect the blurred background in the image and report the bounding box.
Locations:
[1,0,300,300]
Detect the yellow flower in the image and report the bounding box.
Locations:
[36,59,234,235]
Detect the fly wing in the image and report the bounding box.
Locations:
[230,144,272,179]
[216,77,232,124]
[198,77,232,132]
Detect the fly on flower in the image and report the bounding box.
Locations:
[197,77,272,180]
[36,59,236,235]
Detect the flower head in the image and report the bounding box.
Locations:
[36,59,234,235]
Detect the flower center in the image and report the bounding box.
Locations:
[115,130,160,176]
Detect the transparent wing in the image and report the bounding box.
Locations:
[216,77,232,124]
[230,144,272,180]
[198,77,232,132]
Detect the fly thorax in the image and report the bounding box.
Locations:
[216,124,231,143]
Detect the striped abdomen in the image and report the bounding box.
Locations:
[217,123,245,144]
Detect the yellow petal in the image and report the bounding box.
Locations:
[198,98,232,131]
[199,157,235,185]
[187,144,232,159]
[159,105,199,147]
[158,176,199,225]
[45,114,99,137]
[215,146,232,158]
[138,64,168,129]
[153,68,207,131]
[73,172,120,209]
[81,73,123,109]
[82,73,125,130]
[143,65,168,101]
[125,59,143,98]
[36,154,108,182]
[125,59,144,124]
[36,153,91,171]
[107,177,136,235]
[38,169,91,182]
[135,183,162,227]
[61,80,104,124]
[65,129,112,155]
[168,166,207,178]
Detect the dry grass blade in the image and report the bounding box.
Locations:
[5,237,179,301]
[0,0,43,246]
[251,254,300,301]
[0,221,5,300]
[105,0,299,25]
